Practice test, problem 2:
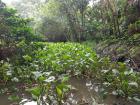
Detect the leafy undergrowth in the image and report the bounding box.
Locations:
[0,42,140,104]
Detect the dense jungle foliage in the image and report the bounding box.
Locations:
[0,0,140,105]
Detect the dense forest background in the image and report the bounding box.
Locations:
[1,0,140,69]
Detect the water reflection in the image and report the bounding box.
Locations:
[20,99,37,105]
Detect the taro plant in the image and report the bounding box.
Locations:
[55,76,70,104]
[1,42,140,104]
[27,71,70,105]
[98,61,140,99]
[34,42,98,75]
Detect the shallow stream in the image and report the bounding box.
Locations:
[0,77,139,105]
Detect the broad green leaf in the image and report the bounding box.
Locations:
[56,87,62,97]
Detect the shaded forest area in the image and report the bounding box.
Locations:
[0,0,140,105]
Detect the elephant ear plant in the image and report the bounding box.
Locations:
[27,71,70,105]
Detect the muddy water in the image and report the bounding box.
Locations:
[0,94,36,105]
[68,77,139,105]
[67,77,101,105]
[0,77,139,105]
[0,95,11,105]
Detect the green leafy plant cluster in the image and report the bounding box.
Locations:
[0,42,140,104]
[30,43,140,99]
[33,42,140,100]
[26,72,70,105]
[95,61,140,98]
[34,42,97,73]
